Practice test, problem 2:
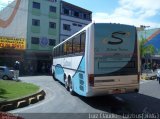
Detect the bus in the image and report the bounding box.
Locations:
[52,23,140,97]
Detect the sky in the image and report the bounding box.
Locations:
[0,0,160,28]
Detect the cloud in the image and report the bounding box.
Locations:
[0,0,14,10]
[0,0,13,4]
[93,0,160,28]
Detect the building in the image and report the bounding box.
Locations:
[138,28,160,54]
[138,28,160,67]
[0,0,60,75]
[60,1,92,43]
[0,0,92,75]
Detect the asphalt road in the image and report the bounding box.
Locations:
[9,76,160,119]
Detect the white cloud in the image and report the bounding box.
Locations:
[0,0,14,4]
[0,0,14,10]
[93,0,160,28]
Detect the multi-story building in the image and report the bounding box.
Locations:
[138,28,160,65]
[60,1,92,43]
[0,0,92,75]
[0,0,60,74]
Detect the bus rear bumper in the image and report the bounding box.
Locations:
[86,84,139,97]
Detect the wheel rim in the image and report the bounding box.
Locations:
[69,80,73,92]
[65,79,68,89]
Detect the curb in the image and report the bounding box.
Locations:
[0,90,46,111]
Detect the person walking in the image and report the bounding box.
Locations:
[14,61,20,81]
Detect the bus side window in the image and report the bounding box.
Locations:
[62,44,64,56]
[80,32,86,52]
[66,41,72,54]
[64,42,67,55]
[53,50,55,57]
[54,48,57,57]
[59,45,63,56]
[56,48,59,57]
[56,48,58,57]
[73,35,80,53]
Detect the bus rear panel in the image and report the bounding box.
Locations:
[87,23,139,96]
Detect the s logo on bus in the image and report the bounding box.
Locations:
[107,31,130,45]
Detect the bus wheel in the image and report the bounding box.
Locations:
[64,75,69,90]
[68,77,74,95]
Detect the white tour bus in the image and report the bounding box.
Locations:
[52,23,140,97]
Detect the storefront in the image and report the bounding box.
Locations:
[0,36,25,75]
[23,51,52,75]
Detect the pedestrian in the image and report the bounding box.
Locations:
[14,61,20,81]
[156,69,160,84]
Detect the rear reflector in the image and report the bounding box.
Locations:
[88,74,94,86]
[138,72,140,83]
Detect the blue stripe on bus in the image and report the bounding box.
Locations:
[54,56,86,96]
[55,64,65,83]
[72,56,87,96]
[53,65,85,73]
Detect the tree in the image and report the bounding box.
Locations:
[139,36,155,58]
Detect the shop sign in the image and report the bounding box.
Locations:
[0,36,26,50]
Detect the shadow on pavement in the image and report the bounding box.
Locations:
[79,93,160,115]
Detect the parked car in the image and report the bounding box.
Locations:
[142,69,157,80]
[0,66,14,80]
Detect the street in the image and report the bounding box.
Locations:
[9,76,160,119]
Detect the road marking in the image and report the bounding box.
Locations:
[115,96,124,102]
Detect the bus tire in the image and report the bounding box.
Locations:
[68,76,75,95]
[64,74,69,90]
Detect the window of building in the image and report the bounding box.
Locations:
[49,39,56,46]
[83,13,91,20]
[50,6,56,13]
[63,24,71,31]
[74,11,79,17]
[78,24,82,27]
[86,14,91,20]
[31,37,39,44]
[32,2,40,9]
[83,14,87,19]
[49,22,56,29]
[32,19,40,26]
[72,23,77,26]
[48,0,57,2]
[63,8,69,15]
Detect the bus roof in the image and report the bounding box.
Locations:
[53,22,135,50]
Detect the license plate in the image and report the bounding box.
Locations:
[112,89,122,94]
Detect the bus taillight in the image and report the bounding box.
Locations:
[138,72,140,83]
[88,74,94,86]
